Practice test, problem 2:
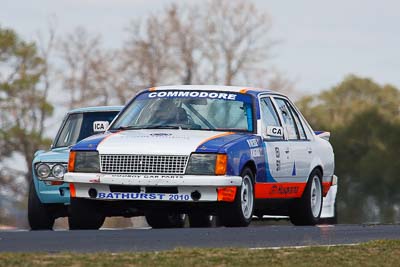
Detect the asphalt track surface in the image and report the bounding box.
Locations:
[1,224,400,253]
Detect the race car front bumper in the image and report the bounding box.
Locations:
[64,172,242,202]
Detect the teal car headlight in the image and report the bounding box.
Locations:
[51,164,66,179]
[36,163,51,178]
[185,154,217,175]
[35,163,67,180]
[74,151,100,172]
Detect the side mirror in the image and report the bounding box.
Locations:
[93,121,110,133]
[265,126,284,138]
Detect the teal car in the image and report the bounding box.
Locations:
[28,106,122,230]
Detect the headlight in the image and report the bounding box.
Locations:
[52,164,66,179]
[36,164,51,178]
[185,154,227,175]
[73,151,100,173]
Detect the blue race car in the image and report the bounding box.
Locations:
[28,106,122,230]
[65,86,338,229]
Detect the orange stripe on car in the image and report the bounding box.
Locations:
[70,183,76,198]
[322,182,331,196]
[197,132,234,149]
[98,130,123,146]
[255,183,307,199]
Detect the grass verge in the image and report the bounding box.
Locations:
[0,240,399,267]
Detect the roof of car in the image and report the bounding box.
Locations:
[149,85,276,95]
[68,106,123,114]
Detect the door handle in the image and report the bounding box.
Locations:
[307,147,312,154]
[284,147,290,154]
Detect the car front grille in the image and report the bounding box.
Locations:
[100,155,189,174]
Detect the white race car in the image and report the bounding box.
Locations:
[64,86,337,229]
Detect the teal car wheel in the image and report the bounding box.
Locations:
[28,180,55,230]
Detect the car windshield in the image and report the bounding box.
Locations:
[110,91,254,132]
[53,111,119,148]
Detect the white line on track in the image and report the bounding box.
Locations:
[249,243,360,250]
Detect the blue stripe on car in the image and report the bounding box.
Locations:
[71,133,109,151]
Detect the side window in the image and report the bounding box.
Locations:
[274,98,299,140]
[287,104,308,140]
[260,97,283,140]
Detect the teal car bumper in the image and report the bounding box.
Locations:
[33,176,71,204]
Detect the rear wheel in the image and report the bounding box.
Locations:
[289,169,323,226]
[68,198,105,230]
[28,180,55,230]
[145,211,186,229]
[219,167,254,227]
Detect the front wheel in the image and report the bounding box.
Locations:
[28,180,55,230]
[145,212,186,229]
[68,198,105,230]
[289,169,323,226]
[219,167,254,227]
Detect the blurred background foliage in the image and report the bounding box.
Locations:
[297,75,400,223]
[0,0,399,226]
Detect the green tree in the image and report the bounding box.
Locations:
[0,26,53,189]
[297,75,400,223]
[297,75,400,129]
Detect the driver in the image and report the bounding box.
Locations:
[149,100,182,125]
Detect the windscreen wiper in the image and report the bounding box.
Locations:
[141,125,182,129]
[113,125,142,130]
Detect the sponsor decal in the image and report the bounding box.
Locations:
[110,174,184,179]
[148,91,237,100]
[276,160,281,171]
[97,192,191,201]
[149,133,172,137]
[247,139,259,148]
[275,147,281,171]
[266,126,283,137]
[250,148,262,158]
[255,182,307,199]
[275,147,280,158]
[270,185,299,195]
[93,121,109,132]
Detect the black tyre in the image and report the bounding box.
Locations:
[188,212,212,228]
[289,169,323,226]
[145,211,186,229]
[219,167,255,227]
[68,198,105,230]
[28,180,55,230]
